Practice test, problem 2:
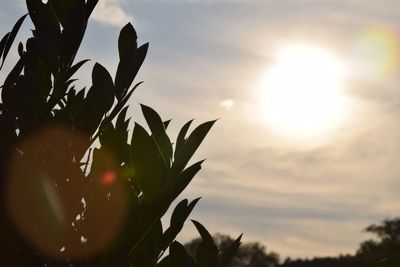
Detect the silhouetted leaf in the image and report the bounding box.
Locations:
[160,198,200,256]
[173,160,204,198]
[174,119,193,159]
[89,62,115,112]
[66,59,90,80]
[115,38,148,100]
[192,220,219,267]
[163,119,171,129]
[118,23,137,59]
[141,104,173,168]
[85,0,99,19]
[172,120,215,177]
[0,33,10,61]
[170,241,190,267]
[133,42,149,79]
[0,14,27,69]
[131,123,163,200]
[2,58,24,109]
[17,42,23,57]
[218,234,242,267]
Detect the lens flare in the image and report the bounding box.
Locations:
[100,170,117,186]
[352,25,400,77]
[6,127,128,260]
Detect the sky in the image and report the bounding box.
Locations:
[2,0,400,259]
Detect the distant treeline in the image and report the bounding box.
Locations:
[185,218,400,267]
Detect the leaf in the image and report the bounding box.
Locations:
[169,241,190,267]
[160,198,200,255]
[116,106,129,132]
[131,123,163,201]
[133,42,149,79]
[0,33,10,62]
[85,0,99,19]
[115,39,148,99]
[171,120,216,177]
[17,42,23,57]
[66,59,90,80]
[27,0,60,40]
[218,234,242,267]
[2,58,24,108]
[192,220,219,267]
[163,119,171,130]
[174,119,193,159]
[173,161,204,199]
[170,199,189,228]
[88,62,115,113]
[118,23,137,60]
[0,14,27,69]
[137,219,163,265]
[141,104,172,168]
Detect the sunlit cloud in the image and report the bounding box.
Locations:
[92,0,132,27]
[219,99,234,110]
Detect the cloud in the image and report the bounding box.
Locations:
[91,0,132,27]
[219,99,234,110]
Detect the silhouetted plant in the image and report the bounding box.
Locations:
[0,0,241,266]
[185,233,279,267]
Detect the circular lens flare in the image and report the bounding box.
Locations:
[5,128,129,260]
[352,25,400,77]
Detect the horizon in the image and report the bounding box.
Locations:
[1,0,400,259]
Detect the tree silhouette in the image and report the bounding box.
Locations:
[280,218,400,267]
[356,218,400,266]
[0,0,241,266]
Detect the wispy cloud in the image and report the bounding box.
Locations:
[91,0,132,27]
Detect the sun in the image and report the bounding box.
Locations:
[259,44,349,142]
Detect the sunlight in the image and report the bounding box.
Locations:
[259,44,350,143]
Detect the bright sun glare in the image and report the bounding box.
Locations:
[260,44,349,142]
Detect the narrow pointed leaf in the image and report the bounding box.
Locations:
[192,220,218,267]
[141,104,172,167]
[0,33,10,59]
[1,14,27,69]
[173,160,204,198]
[163,119,171,130]
[66,59,90,80]
[159,198,200,257]
[174,119,193,159]
[172,120,215,176]
[85,0,99,18]
[192,220,217,250]
[218,234,242,267]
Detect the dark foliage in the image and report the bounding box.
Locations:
[356,218,400,266]
[0,0,241,266]
[185,234,279,267]
[280,218,400,267]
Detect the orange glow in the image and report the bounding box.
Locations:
[100,170,117,186]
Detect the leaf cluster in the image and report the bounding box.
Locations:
[0,0,241,266]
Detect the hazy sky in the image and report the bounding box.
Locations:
[2,0,400,259]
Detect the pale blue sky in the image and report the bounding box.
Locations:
[2,0,400,259]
